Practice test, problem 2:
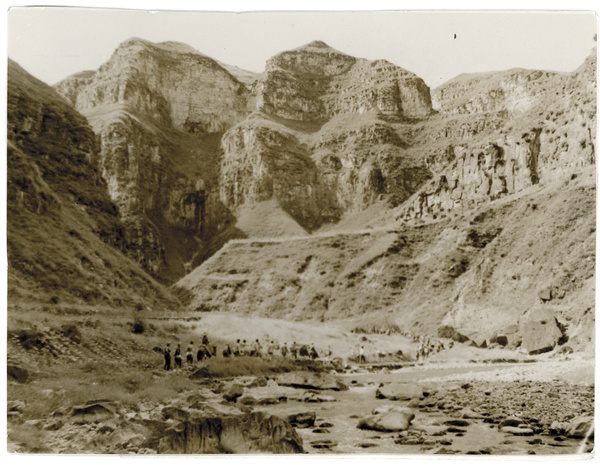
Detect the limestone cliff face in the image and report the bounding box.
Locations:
[220,41,434,229]
[55,38,251,281]
[255,41,432,121]
[401,50,596,220]
[220,114,339,230]
[57,38,253,132]
[432,68,563,115]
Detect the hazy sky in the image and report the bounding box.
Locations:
[5,8,599,88]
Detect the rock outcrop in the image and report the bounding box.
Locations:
[220,41,434,230]
[257,41,432,121]
[403,49,596,221]
[358,407,415,432]
[157,411,303,454]
[277,371,348,391]
[520,308,565,355]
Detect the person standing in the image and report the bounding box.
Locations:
[164,344,172,371]
[174,344,182,369]
[186,341,194,364]
[359,345,365,364]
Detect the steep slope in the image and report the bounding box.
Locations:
[7,59,180,312]
[55,38,254,282]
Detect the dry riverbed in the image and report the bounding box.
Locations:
[8,356,593,455]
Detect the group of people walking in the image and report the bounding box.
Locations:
[415,335,448,361]
[161,334,324,371]
[162,333,214,371]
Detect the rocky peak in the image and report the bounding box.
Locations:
[266,40,356,77]
[57,37,253,133]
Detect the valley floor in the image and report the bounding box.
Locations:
[6,309,594,455]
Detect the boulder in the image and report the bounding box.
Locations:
[444,419,470,427]
[301,391,336,403]
[456,407,483,419]
[437,326,470,343]
[71,401,116,422]
[566,416,594,439]
[7,365,29,383]
[162,406,190,422]
[500,416,524,428]
[500,426,534,436]
[237,395,257,406]
[521,308,564,355]
[222,382,245,402]
[287,412,316,428]
[311,439,337,449]
[189,367,211,380]
[489,335,508,346]
[277,371,347,391]
[376,383,424,401]
[158,411,303,453]
[537,288,553,302]
[358,408,415,432]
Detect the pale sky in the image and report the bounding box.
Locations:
[7,7,597,89]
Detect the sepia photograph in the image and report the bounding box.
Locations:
[4,2,597,457]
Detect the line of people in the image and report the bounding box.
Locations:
[161,334,325,370]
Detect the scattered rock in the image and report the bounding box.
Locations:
[44,419,64,431]
[375,383,424,401]
[60,324,82,343]
[521,308,564,355]
[222,383,245,402]
[357,408,415,432]
[287,411,316,428]
[7,365,29,383]
[500,426,534,436]
[277,372,347,391]
[162,406,190,422]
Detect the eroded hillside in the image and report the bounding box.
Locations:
[7,59,181,312]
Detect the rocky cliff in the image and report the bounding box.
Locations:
[56,39,436,273]
[55,38,254,281]
[7,59,180,311]
[220,41,434,230]
[399,49,596,220]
